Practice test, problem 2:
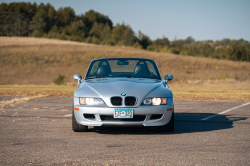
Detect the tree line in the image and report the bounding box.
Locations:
[0,2,249,61]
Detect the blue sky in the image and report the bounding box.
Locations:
[2,0,250,41]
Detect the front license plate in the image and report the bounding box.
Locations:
[114,109,133,118]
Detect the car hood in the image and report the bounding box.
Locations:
[74,78,173,107]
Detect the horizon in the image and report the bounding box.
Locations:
[1,0,250,41]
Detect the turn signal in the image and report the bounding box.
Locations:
[167,108,172,111]
[74,108,79,111]
[161,98,167,104]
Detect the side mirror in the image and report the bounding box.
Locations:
[164,74,174,81]
[73,74,82,83]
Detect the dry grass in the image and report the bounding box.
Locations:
[0,85,74,97]
[173,90,250,102]
[0,37,250,102]
[0,94,48,107]
[0,85,249,102]
[0,36,94,46]
[1,37,250,85]
[169,80,250,101]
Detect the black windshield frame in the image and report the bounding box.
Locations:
[85,58,162,80]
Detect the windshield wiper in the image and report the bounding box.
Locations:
[133,76,156,79]
[126,76,155,79]
[85,76,107,79]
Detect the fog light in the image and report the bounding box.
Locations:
[143,98,152,105]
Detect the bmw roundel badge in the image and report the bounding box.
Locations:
[121,93,126,96]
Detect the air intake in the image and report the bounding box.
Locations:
[100,115,146,121]
[150,114,163,120]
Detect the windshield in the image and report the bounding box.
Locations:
[85,58,161,79]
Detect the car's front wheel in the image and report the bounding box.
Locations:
[159,109,174,132]
[72,106,88,132]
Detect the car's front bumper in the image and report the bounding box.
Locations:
[73,104,173,127]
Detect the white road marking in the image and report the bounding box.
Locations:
[201,103,250,121]
[64,114,72,117]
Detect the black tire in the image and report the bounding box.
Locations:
[159,109,174,132]
[72,106,88,132]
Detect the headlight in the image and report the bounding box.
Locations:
[79,97,105,106]
[142,98,167,105]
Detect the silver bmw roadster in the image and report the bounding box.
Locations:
[72,57,174,132]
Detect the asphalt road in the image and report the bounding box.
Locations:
[0,96,249,165]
